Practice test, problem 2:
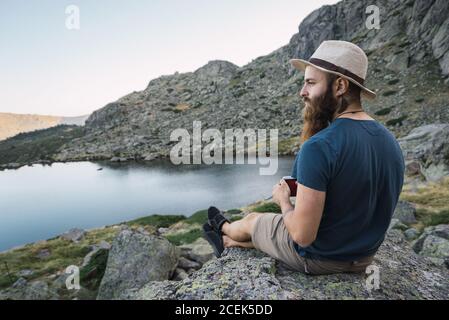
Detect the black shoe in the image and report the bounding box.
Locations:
[202,223,224,258]
[208,206,230,234]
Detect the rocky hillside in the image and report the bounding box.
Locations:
[121,230,448,300]
[47,0,449,164]
[0,112,88,141]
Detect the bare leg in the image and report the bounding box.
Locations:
[223,235,254,248]
[221,212,262,242]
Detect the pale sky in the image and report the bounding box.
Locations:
[0,0,340,117]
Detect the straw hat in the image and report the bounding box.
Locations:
[290,40,376,100]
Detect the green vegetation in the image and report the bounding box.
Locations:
[0,125,84,166]
[382,90,398,97]
[387,79,400,85]
[400,177,449,229]
[400,178,449,211]
[165,228,202,246]
[226,209,242,215]
[252,202,281,213]
[79,249,109,292]
[386,115,407,126]
[415,209,449,228]
[228,76,242,88]
[278,136,300,154]
[415,97,425,103]
[375,107,394,116]
[0,227,118,290]
[127,214,186,228]
[233,89,248,98]
[230,215,243,222]
[185,209,208,225]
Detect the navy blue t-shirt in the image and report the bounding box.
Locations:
[291,118,405,261]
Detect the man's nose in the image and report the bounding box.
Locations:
[299,86,308,98]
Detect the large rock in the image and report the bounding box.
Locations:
[60,228,86,242]
[97,230,179,300]
[413,224,449,254]
[179,237,215,264]
[398,124,449,181]
[420,235,449,260]
[393,201,417,225]
[123,230,449,300]
[0,279,57,300]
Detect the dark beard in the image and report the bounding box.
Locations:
[300,82,346,144]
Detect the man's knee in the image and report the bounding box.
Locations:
[245,212,262,221]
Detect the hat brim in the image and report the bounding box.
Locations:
[290,59,377,100]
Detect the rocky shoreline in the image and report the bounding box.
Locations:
[0,195,448,300]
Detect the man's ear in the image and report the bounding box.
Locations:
[335,77,349,97]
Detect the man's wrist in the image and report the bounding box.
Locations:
[280,198,294,216]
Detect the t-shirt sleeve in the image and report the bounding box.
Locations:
[293,138,336,192]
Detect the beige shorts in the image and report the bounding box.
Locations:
[250,213,375,275]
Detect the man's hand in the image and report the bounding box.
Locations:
[271,179,291,206]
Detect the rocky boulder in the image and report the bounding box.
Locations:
[97,229,180,300]
[398,124,449,181]
[393,201,418,225]
[0,278,57,300]
[122,230,449,300]
[412,224,449,268]
[60,228,86,242]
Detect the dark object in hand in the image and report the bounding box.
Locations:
[283,176,297,196]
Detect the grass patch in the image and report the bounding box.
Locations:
[184,209,208,225]
[400,177,449,229]
[382,90,398,97]
[375,107,394,116]
[226,209,242,215]
[427,210,449,225]
[0,272,18,289]
[127,214,186,228]
[400,177,449,210]
[387,79,400,85]
[165,228,202,246]
[252,202,281,213]
[228,77,242,88]
[278,136,300,154]
[415,208,449,228]
[414,97,425,103]
[0,227,119,290]
[79,249,109,292]
[386,115,407,126]
[233,89,248,98]
[0,239,91,289]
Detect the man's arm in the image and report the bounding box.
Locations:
[279,182,326,247]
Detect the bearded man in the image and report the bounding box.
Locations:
[202,40,405,275]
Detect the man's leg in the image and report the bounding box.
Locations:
[222,235,254,248]
[221,212,262,242]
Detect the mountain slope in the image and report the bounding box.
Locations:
[2,0,449,166]
[53,0,449,164]
[0,113,88,141]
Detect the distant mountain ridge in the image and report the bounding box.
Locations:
[0,113,88,141]
[2,0,449,166]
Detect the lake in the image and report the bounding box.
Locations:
[0,157,295,251]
